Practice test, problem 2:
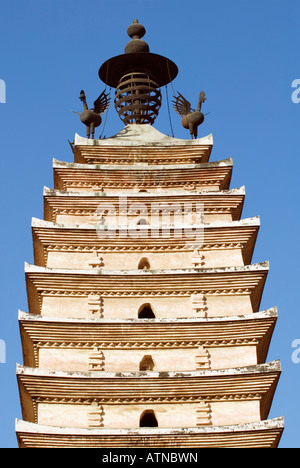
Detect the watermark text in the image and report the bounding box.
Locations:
[291,79,300,103]
[0,79,6,103]
[0,339,6,363]
[291,339,300,363]
[101,451,198,465]
[94,196,205,251]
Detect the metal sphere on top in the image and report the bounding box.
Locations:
[125,19,149,54]
[98,19,178,125]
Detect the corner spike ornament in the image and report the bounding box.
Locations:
[77,89,110,139]
[173,91,206,139]
[98,19,178,125]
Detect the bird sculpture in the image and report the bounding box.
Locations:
[172,91,206,139]
[74,89,110,139]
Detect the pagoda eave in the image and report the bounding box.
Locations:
[43,185,245,198]
[25,261,269,315]
[19,308,277,367]
[74,126,213,148]
[31,216,260,267]
[17,361,281,425]
[73,126,213,165]
[15,417,284,448]
[43,186,245,224]
[53,156,232,170]
[32,214,259,231]
[53,157,233,192]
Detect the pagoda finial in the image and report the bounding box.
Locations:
[98,19,178,125]
[125,19,149,53]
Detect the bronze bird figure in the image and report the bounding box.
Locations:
[75,89,110,139]
[173,91,206,139]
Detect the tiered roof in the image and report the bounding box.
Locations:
[19,308,277,367]
[32,216,260,266]
[53,157,232,192]
[17,125,283,447]
[73,126,213,164]
[16,417,284,449]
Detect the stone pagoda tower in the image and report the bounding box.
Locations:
[16,20,284,448]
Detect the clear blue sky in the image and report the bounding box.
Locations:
[0,0,299,448]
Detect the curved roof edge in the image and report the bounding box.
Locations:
[52,157,232,170]
[15,417,284,448]
[31,215,260,230]
[74,125,213,148]
[24,260,270,275]
[16,359,281,379]
[18,306,278,324]
[15,416,284,436]
[43,185,246,197]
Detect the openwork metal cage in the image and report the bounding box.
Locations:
[99,19,177,126]
[114,72,162,125]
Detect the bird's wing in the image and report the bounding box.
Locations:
[172,92,191,116]
[93,90,111,115]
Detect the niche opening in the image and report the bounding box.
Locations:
[139,410,158,427]
[138,303,155,319]
[138,257,151,270]
[139,355,155,371]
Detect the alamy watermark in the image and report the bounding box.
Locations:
[291,339,300,364]
[291,79,300,103]
[101,451,198,465]
[0,79,6,103]
[93,196,205,251]
[0,339,6,363]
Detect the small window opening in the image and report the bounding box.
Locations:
[139,355,155,371]
[137,218,148,225]
[138,303,155,318]
[138,257,151,270]
[139,410,158,427]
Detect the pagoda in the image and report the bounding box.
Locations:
[16,20,284,448]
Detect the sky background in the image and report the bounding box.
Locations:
[0,0,299,448]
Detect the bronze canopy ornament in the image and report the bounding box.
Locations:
[98,19,178,125]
